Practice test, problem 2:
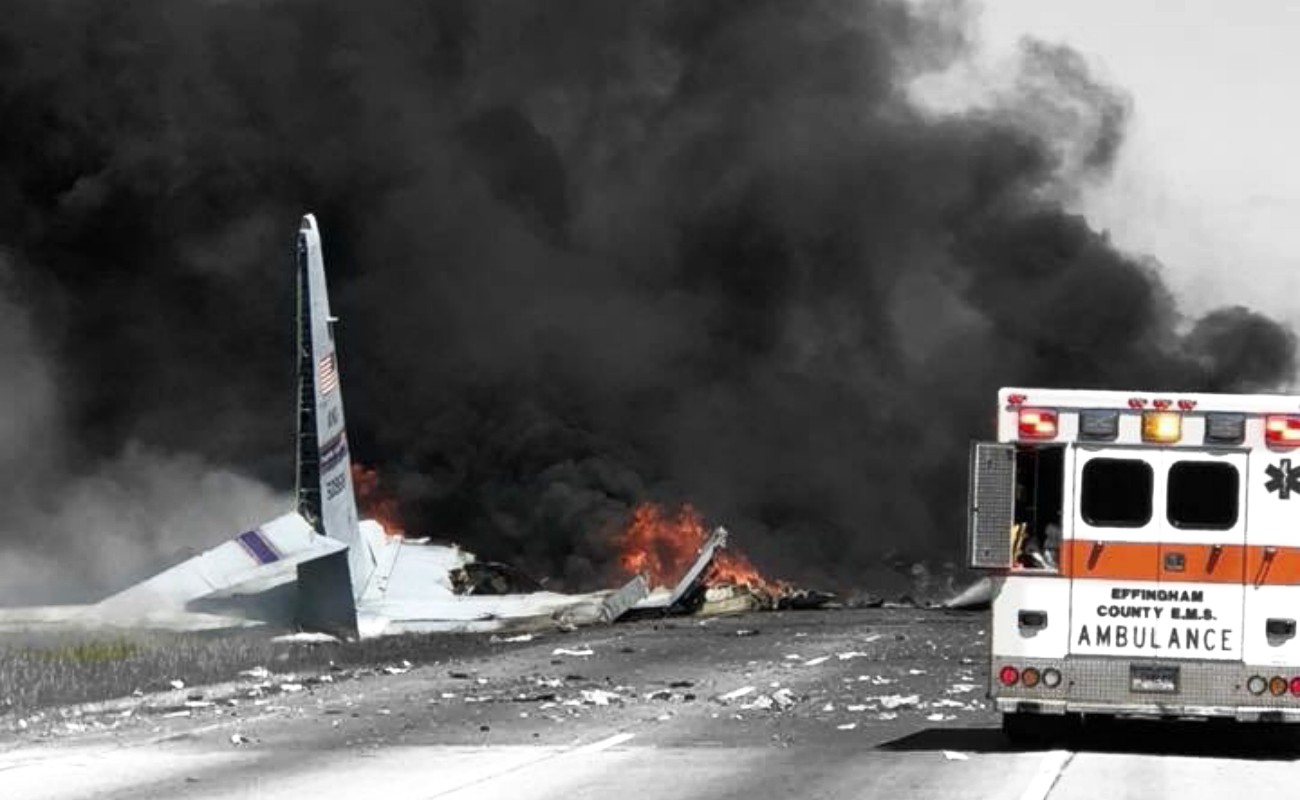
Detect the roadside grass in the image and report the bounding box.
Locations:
[0,627,503,719]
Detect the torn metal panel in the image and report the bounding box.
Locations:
[627,527,728,617]
[597,574,649,623]
[350,540,648,636]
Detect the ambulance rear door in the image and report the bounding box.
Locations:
[1066,446,1246,662]
[1155,448,1247,662]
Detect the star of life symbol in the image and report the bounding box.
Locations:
[1265,459,1300,499]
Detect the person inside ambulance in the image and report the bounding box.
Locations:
[1012,484,1060,571]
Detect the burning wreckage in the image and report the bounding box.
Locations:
[0,215,830,639]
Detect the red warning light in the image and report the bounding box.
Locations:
[1018,408,1058,439]
[1266,416,1300,447]
[999,666,1020,687]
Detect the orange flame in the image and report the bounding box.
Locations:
[619,503,710,588]
[618,502,786,594]
[707,548,789,596]
[351,464,405,536]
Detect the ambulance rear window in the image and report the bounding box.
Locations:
[1167,461,1239,529]
[1080,458,1152,527]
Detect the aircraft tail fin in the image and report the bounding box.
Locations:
[295,214,374,606]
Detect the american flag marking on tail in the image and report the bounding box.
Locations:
[318,353,338,395]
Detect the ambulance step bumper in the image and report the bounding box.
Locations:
[997,697,1300,723]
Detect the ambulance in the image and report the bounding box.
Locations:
[969,387,1300,738]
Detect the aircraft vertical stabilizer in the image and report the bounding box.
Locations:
[294,215,370,634]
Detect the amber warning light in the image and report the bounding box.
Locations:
[1141,411,1182,444]
[1018,408,1058,439]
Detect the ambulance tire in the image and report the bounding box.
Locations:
[1001,712,1075,746]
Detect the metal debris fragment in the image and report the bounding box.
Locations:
[878,694,920,710]
[580,689,620,706]
[552,647,595,657]
[271,632,340,644]
[717,686,757,703]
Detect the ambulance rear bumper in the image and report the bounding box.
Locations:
[996,697,1300,723]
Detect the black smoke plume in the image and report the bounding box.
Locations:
[0,0,1292,601]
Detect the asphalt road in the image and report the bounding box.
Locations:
[3,608,1299,799]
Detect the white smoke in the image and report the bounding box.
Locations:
[0,256,287,605]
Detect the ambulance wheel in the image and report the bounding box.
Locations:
[1001,712,1071,745]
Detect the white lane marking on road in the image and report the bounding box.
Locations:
[426,732,638,798]
[571,732,637,755]
[1018,750,1074,800]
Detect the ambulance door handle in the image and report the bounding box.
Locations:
[1255,547,1278,587]
[1087,542,1105,571]
[1207,545,1223,573]
[1163,552,1185,573]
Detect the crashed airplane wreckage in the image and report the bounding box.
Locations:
[0,215,740,640]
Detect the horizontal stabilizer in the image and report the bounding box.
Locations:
[97,512,347,623]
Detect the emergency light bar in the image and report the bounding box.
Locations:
[1266,415,1300,447]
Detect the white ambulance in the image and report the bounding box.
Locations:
[969,387,1300,738]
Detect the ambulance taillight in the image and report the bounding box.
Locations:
[1265,415,1300,447]
[1018,409,1057,440]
